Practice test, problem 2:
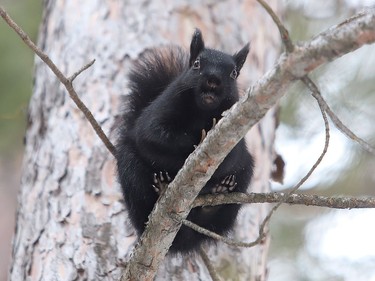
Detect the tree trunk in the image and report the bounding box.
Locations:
[10,0,281,280]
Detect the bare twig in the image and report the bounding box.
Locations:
[199,247,223,281]
[194,192,375,209]
[187,167,375,249]
[0,7,116,157]
[303,77,375,155]
[188,190,375,249]
[69,59,96,82]
[257,0,294,52]
[181,218,263,248]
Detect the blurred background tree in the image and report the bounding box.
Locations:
[1,0,375,280]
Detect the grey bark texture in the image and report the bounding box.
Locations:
[10,0,280,280]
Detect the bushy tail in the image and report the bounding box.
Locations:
[125,46,189,128]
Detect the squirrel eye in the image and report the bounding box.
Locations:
[192,58,200,69]
[230,68,238,79]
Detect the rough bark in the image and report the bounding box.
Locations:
[10,0,280,280]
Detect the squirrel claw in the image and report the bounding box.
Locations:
[194,129,207,149]
[194,119,216,149]
[152,171,172,195]
[152,184,159,193]
[200,129,207,143]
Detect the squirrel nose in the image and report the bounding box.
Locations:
[206,75,221,89]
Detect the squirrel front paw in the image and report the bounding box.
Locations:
[211,175,237,194]
[152,171,172,196]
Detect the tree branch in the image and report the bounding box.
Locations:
[0,6,116,157]
[305,77,375,155]
[122,8,375,281]
[181,218,263,248]
[193,192,375,209]
[199,247,223,281]
[257,0,294,52]
[182,192,375,250]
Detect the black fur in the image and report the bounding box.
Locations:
[116,29,254,254]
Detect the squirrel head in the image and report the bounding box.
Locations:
[188,28,250,112]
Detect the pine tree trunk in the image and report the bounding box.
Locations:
[10,0,281,280]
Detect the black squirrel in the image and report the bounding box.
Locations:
[116,29,254,254]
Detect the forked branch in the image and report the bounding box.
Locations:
[0,7,116,157]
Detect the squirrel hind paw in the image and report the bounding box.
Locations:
[211,175,237,194]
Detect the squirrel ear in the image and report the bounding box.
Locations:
[233,42,250,73]
[189,28,205,66]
